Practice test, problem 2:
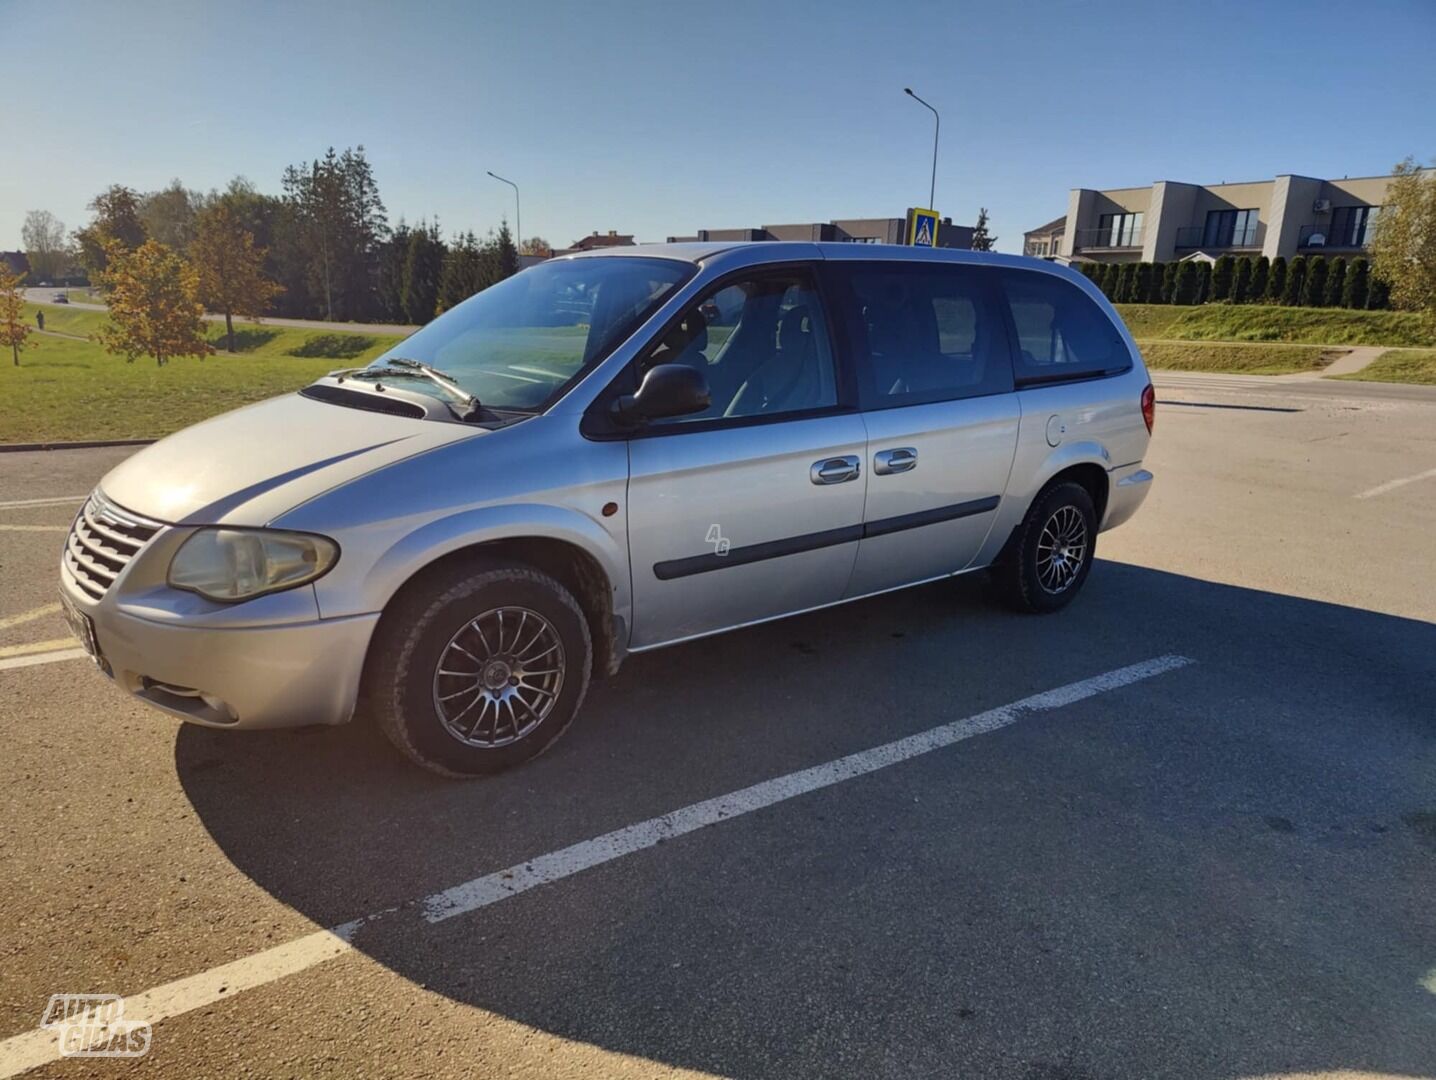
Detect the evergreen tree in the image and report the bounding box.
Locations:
[400,220,445,324]
[1210,255,1235,301]
[1281,256,1306,306]
[1250,256,1270,303]
[1302,255,1328,307]
[1343,258,1370,310]
[1172,261,1198,304]
[1232,257,1253,304]
[1324,257,1346,307]
[1133,262,1153,306]
[969,208,996,252]
[1368,274,1390,310]
[1114,263,1135,304]
[437,231,487,312]
[375,221,411,323]
[494,220,520,281]
[1267,257,1287,302]
[1161,261,1178,303]
[1194,262,1212,304]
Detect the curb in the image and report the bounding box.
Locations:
[0,439,155,454]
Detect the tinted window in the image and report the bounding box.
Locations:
[841,264,1012,407]
[999,270,1130,384]
[638,270,839,425]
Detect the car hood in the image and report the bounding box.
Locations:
[99,392,487,526]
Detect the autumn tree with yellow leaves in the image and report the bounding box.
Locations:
[192,203,283,353]
[0,263,35,366]
[98,240,213,366]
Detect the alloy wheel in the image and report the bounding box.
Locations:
[1036,505,1088,594]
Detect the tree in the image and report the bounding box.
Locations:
[1267,256,1287,303]
[1302,256,1328,307]
[1282,256,1307,306]
[74,185,146,278]
[22,211,68,282]
[1161,261,1178,303]
[98,240,213,366]
[139,180,202,250]
[1172,261,1198,304]
[376,220,412,323]
[1324,257,1347,308]
[437,230,487,313]
[1369,156,1436,323]
[1343,258,1370,310]
[282,146,388,322]
[0,263,34,366]
[1232,257,1253,304]
[1368,274,1391,310]
[519,237,553,258]
[1133,262,1153,305]
[1114,263,1135,303]
[1194,261,1212,304]
[400,220,445,323]
[1211,255,1235,301]
[493,220,520,282]
[1250,256,1270,303]
[969,208,997,252]
[191,203,283,352]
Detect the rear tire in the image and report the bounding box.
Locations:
[992,482,1098,614]
[366,564,592,777]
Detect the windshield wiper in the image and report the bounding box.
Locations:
[339,357,484,420]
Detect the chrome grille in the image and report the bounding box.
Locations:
[64,494,162,600]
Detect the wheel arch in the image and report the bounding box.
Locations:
[993,454,1110,566]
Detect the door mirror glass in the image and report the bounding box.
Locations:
[613,363,711,425]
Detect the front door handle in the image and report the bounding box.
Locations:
[874,447,918,475]
[810,455,861,485]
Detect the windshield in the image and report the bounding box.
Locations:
[365,256,693,411]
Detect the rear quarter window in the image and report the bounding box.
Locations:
[999,270,1131,386]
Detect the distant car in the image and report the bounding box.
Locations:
[52,293,69,304]
[59,243,1156,777]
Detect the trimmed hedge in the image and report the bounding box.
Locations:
[1077,253,1386,310]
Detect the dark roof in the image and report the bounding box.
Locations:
[1024,215,1067,237]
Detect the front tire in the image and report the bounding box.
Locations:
[367,564,592,777]
[993,482,1098,614]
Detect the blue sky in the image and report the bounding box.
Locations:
[3,0,1433,255]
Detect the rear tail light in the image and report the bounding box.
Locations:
[1141,383,1156,434]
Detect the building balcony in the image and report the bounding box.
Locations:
[1174,223,1264,251]
[1297,224,1372,251]
[1072,227,1142,251]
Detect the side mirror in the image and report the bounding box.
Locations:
[612,363,710,425]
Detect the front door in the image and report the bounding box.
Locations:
[621,266,867,648]
[827,260,1020,597]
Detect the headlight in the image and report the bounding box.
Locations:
[168,528,339,602]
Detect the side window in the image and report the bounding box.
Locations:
[842,264,1012,408]
[638,270,839,425]
[999,270,1130,385]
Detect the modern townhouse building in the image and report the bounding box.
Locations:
[668,216,975,249]
[1024,171,1413,264]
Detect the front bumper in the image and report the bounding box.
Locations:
[1100,464,1154,533]
[62,575,379,730]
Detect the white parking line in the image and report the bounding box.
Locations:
[0,653,1193,1076]
[0,647,88,671]
[0,525,66,533]
[0,604,61,632]
[1354,466,1436,500]
[0,495,86,510]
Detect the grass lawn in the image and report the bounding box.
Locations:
[1138,340,1337,375]
[1115,303,1435,347]
[2,305,403,443]
[1330,348,1436,386]
[67,289,102,305]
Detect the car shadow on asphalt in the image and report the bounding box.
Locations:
[174,561,1436,1079]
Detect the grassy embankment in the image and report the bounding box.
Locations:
[1115,303,1436,376]
[1329,349,1436,385]
[1,305,402,443]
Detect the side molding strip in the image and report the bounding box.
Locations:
[652,496,1001,581]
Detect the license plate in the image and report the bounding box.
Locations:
[59,593,103,666]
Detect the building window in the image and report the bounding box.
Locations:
[1097,212,1143,247]
[1331,205,1379,247]
[1202,208,1260,248]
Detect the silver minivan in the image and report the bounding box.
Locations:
[59,243,1155,776]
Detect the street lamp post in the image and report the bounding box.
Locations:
[486,171,521,252]
[903,88,940,211]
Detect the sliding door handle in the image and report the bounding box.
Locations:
[874,447,918,475]
[810,455,861,485]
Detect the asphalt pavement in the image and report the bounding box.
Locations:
[0,375,1432,1079]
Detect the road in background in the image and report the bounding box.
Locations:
[0,376,1432,1078]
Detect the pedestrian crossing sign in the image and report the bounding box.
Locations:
[907,208,940,247]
